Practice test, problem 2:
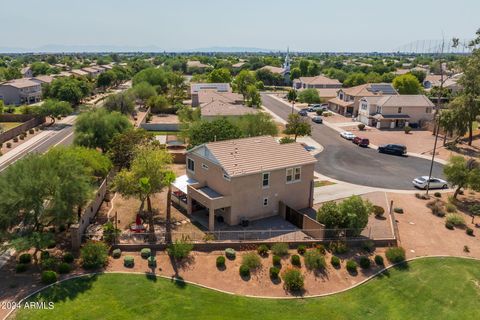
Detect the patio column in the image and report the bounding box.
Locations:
[208,206,215,231]
[187,194,192,215]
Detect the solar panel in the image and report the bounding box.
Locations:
[369,84,397,94]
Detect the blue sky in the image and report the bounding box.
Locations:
[1,0,478,52]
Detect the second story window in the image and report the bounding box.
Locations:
[376,106,382,114]
[187,158,195,172]
[426,107,432,114]
[202,163,209,170]
[397,107,402,114]
[262,172,270,188]
[286,167,301,183]
[223,173,231,181]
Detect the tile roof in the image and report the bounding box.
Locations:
[198,90,243,105]
[200,100,258,117]
[193,136,316,177]
[259,65,285,74]
[328,97,354,107]
[316,88,341,98]
[71,69,88,76]
[187,60,210,68]
[297,75,341,86]
[376,95,434,107]
[31,75,54,84]
[342,83,397,97]
[1,78,40,89]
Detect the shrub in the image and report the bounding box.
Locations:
[464,245,470,253]
[427,200,445,217]
[62,252,74,263]
[269,266,280,279]
[272,255,281,267]
[434,192,442,198]
[359,256,371,269]
[225,248,236,260]
[216,256,226,268]
[331,256,341,268]
[404,125,412,134]
[16,263,28,273]
[41,257,57,271]
[466,228,474,236]
[385,247,406,263]
[140,248,151,259]
[304,250,326,270]
[41,271,58,285]
[282,268,304,291]
[315,244,326,254]
[19,135,25,140]
[329,241,348,254]
[18,253,32,264]
[147,256,157,267]
[124,255,134,267]
[271,243,289,256]
[29,129,34,134]
[316,109,323,116]
[81,241,109,269]
[445,203,457,213]
[242,252,261,270]
[346,260,357,273]
[13,137,18,142]
[112,249,122,259]
[357,123,366,131]
[374,255,384,266]
[291,254,301,267]
[297,245,306,255]
[279,136,295,144]
[256,244,269,256]
[445,221,454,230]
[6,142,11,148]
[167,239,193,260]
[58,263,71,274]
[373,205,385,217]
[446,213,465,226]
[40,251,50,260]
[394,207,404,214]
[362,240,375,253]
[239,265,250,277]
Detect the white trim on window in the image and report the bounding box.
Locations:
[286,167,301,184]
[262,172,270,188]
[187,158,195,173]
[263,197,269,207]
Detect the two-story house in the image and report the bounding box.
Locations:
[328,83,398,117]
[358,95,435,129]
[0,78,42,105]
[173,136,316,230]
[292,75,342,90]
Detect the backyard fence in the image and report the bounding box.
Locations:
[0,115,45,144]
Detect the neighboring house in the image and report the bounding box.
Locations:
[20,67,33,78]
[71,69,89,77]
[358,95,434,129]
[191,83,236,107]
[173,136,316,230]
[258,49,291,85]
[0,79,42,105]
[31,75,54,85]
[187,60,211,73]
[200,100,258,120]
[292,75,342,90]
[81,67,103,77]
[232,61,245,69]
[423,74,461,93]
[328,83,398,117]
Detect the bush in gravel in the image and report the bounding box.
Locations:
[18,253,32,264]
[445,203,457,213]
[291,254,301,267]
[362,240,375,253]
[239,265,250,277]
[271,243,289,257]
[225,248,236,260]
[315,244,326,254]
[434,192,442,198]
[296,245,306,255]
[269,266,280,279]
[374,255,384,266]
[304,250,326,270]
[63,252,74,263]
[140,248,151,259]
[331,256,341,268]
[373,205,385,217]
[272,255,281,267]
[445,221,454,230]
[81,241,109,269]
[282,268,304,291]
[359,256,371,269]
[394,207,404,213]
[329,241,348,254]
[112,249,122,259]
[466,228,474,236]
[58,263,71,274]
[242,252,261,270]
[16,263,28,273]
[385,247,406,263]
[346,260,357,273]
[216,256,225,268]
[167,239,193,260]
[41,271,58,285]
[6,142,12,148]
[124,255,134,267]
[358,123,365,131]
[40,251,50,260]
[256,244,269,256]
[41,257,58,271]
[427,200,445,217]
[446,213,465,226]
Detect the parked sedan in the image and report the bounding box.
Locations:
[340,131,356,140]
[412,176,448,189]
[298,109,308,116]
[378,144,407,156]
[312,116,323,124]
[352,137,369,147]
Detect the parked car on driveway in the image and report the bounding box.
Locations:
[312,116,323,124]
[307,104,321,112]
[340,131,356,140]
[378,144,407,156]
[412,176,448,189]
[298,109,308,116]
[352,137,369,147]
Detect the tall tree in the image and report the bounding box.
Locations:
[234,70,256,101]
[284,113,312,141]
[133,82,157,104]
[108,129,154,169]
[208,68,232,83]
[245,84,261,107]
[97,70,117,89]
[299,60,310,76]
[392,74,423,94]
[444,156,480,199]
[33,99,73,125]
[104,91,135,115]
[234,113,278,137]
[187,118,242,147]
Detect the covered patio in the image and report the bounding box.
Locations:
[373,114,410,129]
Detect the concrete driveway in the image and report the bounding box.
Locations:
[261,93,445,190]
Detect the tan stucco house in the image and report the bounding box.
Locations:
[0,78,42,105]
[172,136,316,230]
[292,75,342,90]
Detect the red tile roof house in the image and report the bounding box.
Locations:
[199,99,258,120]
[172,136,316,231]
[292,75,342,90]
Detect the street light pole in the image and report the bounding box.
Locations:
[426,112,441,195]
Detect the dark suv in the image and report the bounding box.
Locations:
[378,144,407,156]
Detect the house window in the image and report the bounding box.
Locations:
[263,197,269,207]
[202,163,209,170]
[397,107,402,114]
[262,172,270,188]
[223,173,231,181]
[339,92,344,100]
[426,107,432,114]
[286,167,301,183]
[376,106,382,114]
[187,158,195,172]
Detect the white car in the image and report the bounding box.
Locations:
[412,176,448,189]
[340,131,356,140]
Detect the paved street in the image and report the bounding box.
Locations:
[261,93,445,190]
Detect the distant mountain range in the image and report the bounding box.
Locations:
[0,45,277,54]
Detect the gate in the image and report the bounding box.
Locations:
[285,205,303,228]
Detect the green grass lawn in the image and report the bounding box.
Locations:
[314,180,336,188]
[0,122,23,131]
[14,258,480,320]
[146,130,180,136]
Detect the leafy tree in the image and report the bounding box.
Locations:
[133,81,157,103]
[43,77,92,105]
[234,70,256,101]
[147,95,169,114]
[307,62,320,76]
[166,72,187,104]
[0,100,5,114]
[104,91,135,115]
[290,67,301,81]
[186,118,242,147]
[208,68,232,83]
[409,70,427,83]
[365,72,382,83]
[439,107,468,145]
[108,129,154,169]
[287,89,297,102]
[30,62,51,76]
[177,105,201,123]
[299,60,310,76]
[344,73,366,87]
[97,70,116,89]
[234,113,278,137]
[297,88,321,104]
[284,113,311,141]
[114,145,174,241]
[444,156,480,199]
[33,99,73,125]
[255,69,284,86]
[245,84,261,107]
[4,67,21,80]
[132,67,168,93]
[316,202,344,229]
[392,74,422,94]
[74,108,131,152]
[381,72,395,83]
